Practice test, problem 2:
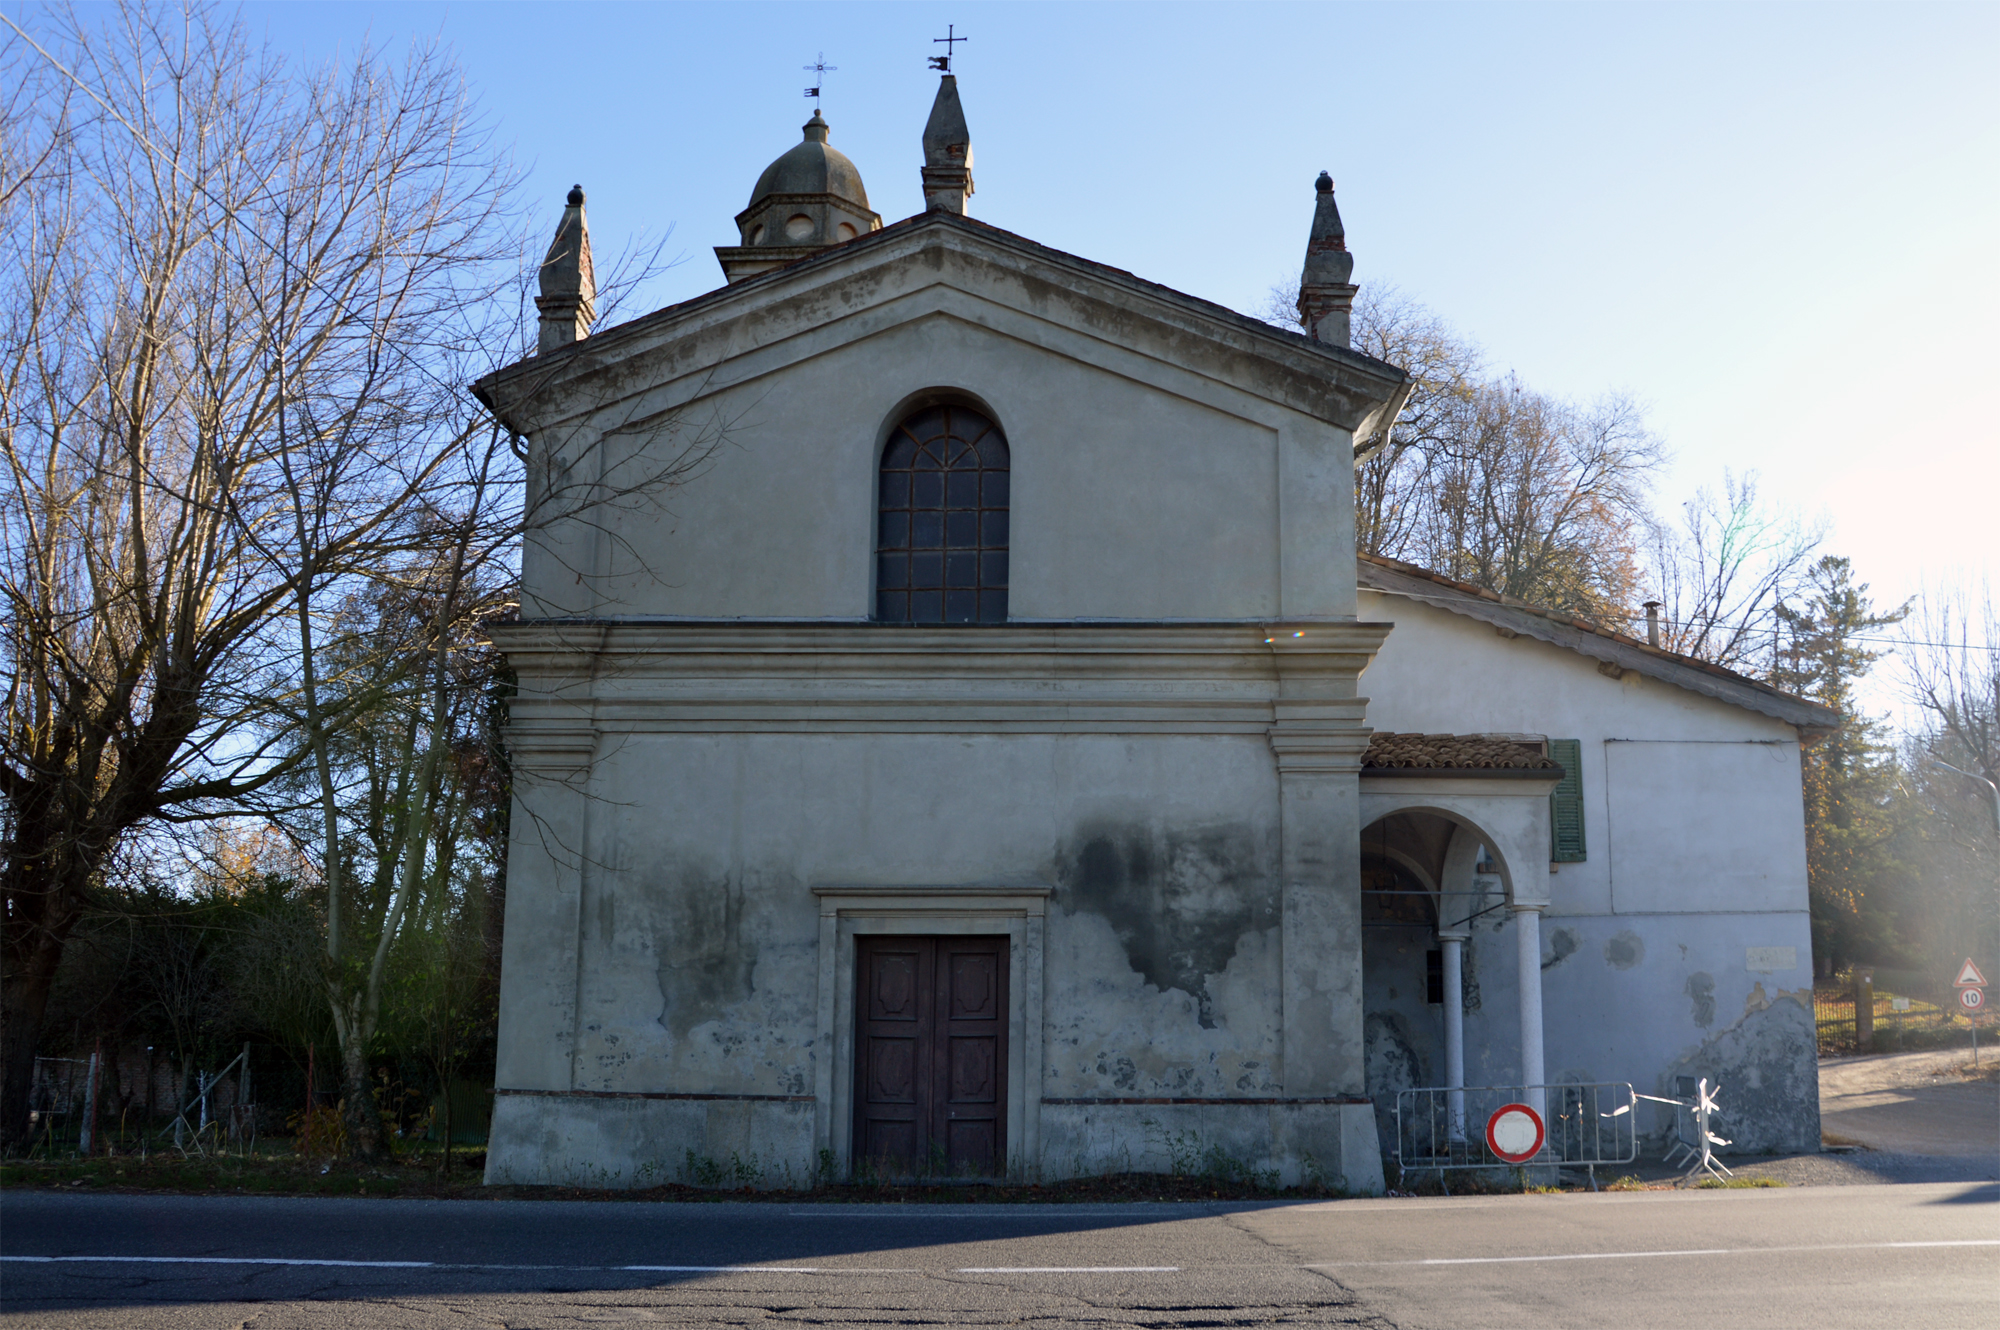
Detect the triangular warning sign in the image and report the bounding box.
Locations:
[1955,958,1988,987]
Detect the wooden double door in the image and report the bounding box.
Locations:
[853,935,1008,1178]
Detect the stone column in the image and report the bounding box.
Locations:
[1513,902,1547,1113]
[1435,827,1480,1141]
[1439,931,1469,1140]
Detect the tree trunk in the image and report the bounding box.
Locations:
[337,1017,390,1160]
[1,914,76,1152]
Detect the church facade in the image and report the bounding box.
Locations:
[475,76,1830,1191]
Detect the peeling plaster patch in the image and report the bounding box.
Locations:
[1663,990,1819,1154]
[1687,972,1716,1028]
[1604,930,1645,970]
[1744,982,1772,1018]
[1045,908,1280,1098]
[1059,820,1271,1028]
[1364,1011,1426,1145]
[1543,928,1579,971]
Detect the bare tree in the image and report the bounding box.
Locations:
[0,0,525,1150]
[1644,471,1824,670]
[1902,578,1998,793]
[1404,381,1663,618]
[0,0,722,1153]
[1261,282,1662,619]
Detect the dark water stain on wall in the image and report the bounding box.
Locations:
[1604,930,1645,970]
[1543,928,1579,971]
[1459,936,1483,1013]
[1686,971,1716,1028]
[655,870,757,1040]
[1057,820,1273,1027]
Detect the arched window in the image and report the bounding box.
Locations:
[875,403,1009,624]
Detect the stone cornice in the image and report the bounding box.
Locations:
[490,619,1393,746]
[473,214,1406,439]
[490,618,1391,666]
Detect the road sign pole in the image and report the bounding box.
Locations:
[1953,959,1987,1068]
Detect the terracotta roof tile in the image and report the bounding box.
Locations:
[1362,732,1561,771]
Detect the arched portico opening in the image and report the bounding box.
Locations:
[1356,734,1567,1157]
[1359,809,1511,1150]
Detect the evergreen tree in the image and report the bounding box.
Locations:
[1774,557,1910,971]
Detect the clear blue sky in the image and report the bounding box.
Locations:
[227,2,1999,637]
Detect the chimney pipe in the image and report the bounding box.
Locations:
[1643,601,1663,649]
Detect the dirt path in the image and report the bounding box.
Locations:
[1818,1049,1999,1157]
[1704,1050,2000,1187]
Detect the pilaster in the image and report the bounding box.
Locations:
[491,724,598,1094]
[1265,623,1390,1097]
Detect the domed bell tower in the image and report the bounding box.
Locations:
[716,112,883,283]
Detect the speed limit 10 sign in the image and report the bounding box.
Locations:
[1961,986,1986,1013]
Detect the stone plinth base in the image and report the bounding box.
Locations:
[484,1092,817,1189]
[485,1091,1386,1194]
[1038,1100,1385,1194]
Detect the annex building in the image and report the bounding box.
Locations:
[474,74,1833,1192]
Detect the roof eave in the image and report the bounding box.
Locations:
[471,210,1406,430]
[1357,555,1839,732]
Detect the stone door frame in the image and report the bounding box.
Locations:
[812,885,1049,1181]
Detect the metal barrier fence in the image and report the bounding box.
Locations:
[1394,1082,1638,1187]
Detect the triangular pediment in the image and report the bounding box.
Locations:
[473,212,1406,441]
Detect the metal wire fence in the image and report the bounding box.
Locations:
[1814,979,1986,1055]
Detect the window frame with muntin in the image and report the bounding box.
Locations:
[873,401,1009,625]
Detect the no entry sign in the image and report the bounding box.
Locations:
[1485,1103,1545,1164]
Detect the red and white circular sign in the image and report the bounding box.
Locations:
[1485,1103,1546,1164]
[1960,987,1986,1012]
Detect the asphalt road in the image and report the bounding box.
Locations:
[3,1184,1995,1328]
[1820,1049,2000,1159]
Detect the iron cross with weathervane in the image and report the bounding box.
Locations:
[804,52,836,109]
[929,24,966,72]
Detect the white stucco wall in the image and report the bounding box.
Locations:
[1355,589,1820,1153]
[484,620,1389,1190]
[510,228,1378,626]
[563,729,1285,1102]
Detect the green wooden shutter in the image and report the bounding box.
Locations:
[1549,738,1586,863]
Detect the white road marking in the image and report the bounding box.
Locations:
[7,1241,1987,1278]
[956,1266,1180,1273]
[1313,1238,2000,1268]
[618,1265,830,1273]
